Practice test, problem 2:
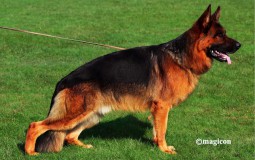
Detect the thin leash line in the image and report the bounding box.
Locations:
[0,26,126,51]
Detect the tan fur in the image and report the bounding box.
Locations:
[47,90,68,122]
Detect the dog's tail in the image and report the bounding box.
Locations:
[35,89,68,153]
[35,131,66,152]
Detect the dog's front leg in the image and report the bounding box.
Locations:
[151,101,176,154]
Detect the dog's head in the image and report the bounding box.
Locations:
[191,5,241,65]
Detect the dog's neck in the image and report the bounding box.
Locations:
[163,33,188,54]
[161,32,189,67]
[161,31,212,75]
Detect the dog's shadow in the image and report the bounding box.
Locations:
[18,115,153,154]
[79,115,152,144]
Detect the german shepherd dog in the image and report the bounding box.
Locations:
[25,5,241,155]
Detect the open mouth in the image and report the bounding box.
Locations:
[210,50,231,64]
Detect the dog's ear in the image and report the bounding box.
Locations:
[212,6,221,22]
[193,4,211,31]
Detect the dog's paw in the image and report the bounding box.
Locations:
[81,144,93,149]
[27,151,39,156]
[165,146,177,154]
[167,145,176,151]
[160,145,177,154]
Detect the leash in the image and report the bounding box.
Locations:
[0,26,126,50]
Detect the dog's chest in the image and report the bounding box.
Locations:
[166,68,199,106]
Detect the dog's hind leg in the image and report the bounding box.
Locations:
[25,121,48,155]
[25,85,102,155]
[65,112,101,148]
[25,110,96,155]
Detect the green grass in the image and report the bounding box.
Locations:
[0,0,254,159]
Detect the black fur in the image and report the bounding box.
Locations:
[57,42,187,90]
[59,48,153,87]
[48,37,188,111]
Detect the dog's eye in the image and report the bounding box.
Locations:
[216,33,225,38]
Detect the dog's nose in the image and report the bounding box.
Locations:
[236,42,241,49]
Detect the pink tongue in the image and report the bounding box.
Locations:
[226,56,231,64]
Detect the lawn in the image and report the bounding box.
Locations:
[0,0,254,159]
